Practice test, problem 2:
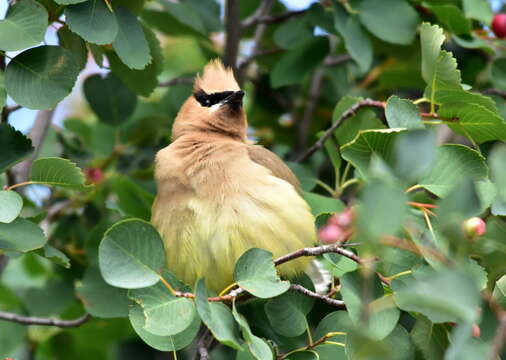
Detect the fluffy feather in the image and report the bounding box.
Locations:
[152,59,317,292]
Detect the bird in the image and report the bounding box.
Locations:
[151,59,317,293]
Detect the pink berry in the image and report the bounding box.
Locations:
[329,208,353,229]
[85,167,104,184]
[462,217,486,238]
[492,14,506,38]
[318,224,344,244]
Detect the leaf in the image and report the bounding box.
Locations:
[232,302,273,360]
[420,23,446,86]
[55,0,87,4]
[30,157,92,190]
[418,145,488,197]
[0,70,5,109]
[270,37,329,88]
[23,279,74,316]
[77,266,129,318]
[340,271,400,340]
[129,278,196,336]
[112,7,151,70]
[83,74,138,126]
[340,128,406,179]
[265,275,315,338]
[393,268,480,323]
[0,0,48,51]
[0,190,23,224]
[99,218,165,289]
[462,0,492,25]
[303,192,345,217]
[491,58,506,91]
[314,311,351,341]
[234,248,290,299]
[385,96,424,130]
[35,244,70,268]
[129,303,201,351]
[0,218,47,252]
[425,4,471,35]
[394,130,436,181]
[108,26,163,96]
[57,25,88,70]
[489,144,506,202]
[195,279,242,349]
[5,46,80,110]
[158,0,207,34]
[493,275,506,310]
[274,18,313,50]
[109,175,154,220]
[65,0,118,45]
[358,0,419,45]
[410,315,448,360]
[333,5,372,72]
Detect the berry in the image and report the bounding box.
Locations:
[318,224,344,244]
[85,167,104,184]
[492,14,506,38]
[462,217,486,238]
[329,208,353,228]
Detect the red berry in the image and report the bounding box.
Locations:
[462,217,486,238]
[329,208,353,229]
[492,14,506,38]
[318,224,344,244]
[85,167,104,184]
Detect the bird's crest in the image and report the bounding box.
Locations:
[194,59,240,94]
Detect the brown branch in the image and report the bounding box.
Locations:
[274,243,361,266]
[290,284,345,307]
[223,0,242,69]
[158,77,193,87]
[295,99,386,162]
[243,9,307,28]
[482,88,506,99]
[277,330,344,359]
[324,54,353,66]
[489,313,506,360]
[0,311,90,328]
[237,48,283,72]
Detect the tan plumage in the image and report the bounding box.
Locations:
[151,60,317,292]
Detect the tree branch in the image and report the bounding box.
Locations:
[0,311,90,328]
[295,99,386,162]
[482,88,506,99]
[223,0,242,69]
[158,77,193,87]
[243,9,307,28]
[290,284,345,307]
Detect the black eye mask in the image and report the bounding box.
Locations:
[193,90,234,107]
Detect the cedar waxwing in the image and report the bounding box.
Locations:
[151,59,317,292]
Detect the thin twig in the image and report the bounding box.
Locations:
[482,88,506,99]
[0,311,90,328]
[290,284,345,307]
[324,54,353,66]
[238,48,283,72]
[223,0,242,69]
[243,9,307,28]
[296,99,386,162]
[277,331,346,359]
[274,243,361,266]
[158,77,193,87]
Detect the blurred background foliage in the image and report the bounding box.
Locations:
[1,0,506,359]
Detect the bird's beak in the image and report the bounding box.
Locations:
[221,90,244,109]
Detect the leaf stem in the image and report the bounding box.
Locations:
[218,282,239,297]
[315,179,336,197]
[385,270,412,281]
[405,184,422,193]
[6,181,34,191]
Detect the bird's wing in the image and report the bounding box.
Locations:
[246,145,301,193]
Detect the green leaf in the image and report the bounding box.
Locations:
[393,268,480,323]
[35,244,70,268]
[108,26,163,96]
[491,58,506,91]
[232,302,273,360]
[314,311,351,341]
[303,192,345,217]
[65,0,118,45]
[0,0,48,51]
[340,270,400,340]
[30,157,92,190]
[333,5,372,72]
[234,248,290,299]
[0,318,26,356]
[341,128,406,179]
[358,0,419,45]
[23,278,74,316]
[99,218,165,289]
[324,253,358,277]
[109,175,154,220]
[55,0,87,5]
[195,279,242,349]
[129,278,196,336]
[158,0,206,34]
[462,0,492,25]
[112,7,151,70]
[420,23,446,86]
[274,19,313,50]
[0,218,47,252]
[57,25,88,70]
[5,46,80,110]
[77,266,129,318]
[410,314,448,360]
[427,4,471,35]
[489,144,506,202]
[270,37,329,88]
[83,74,138,126]
[0,190,23,224]
[0,70,5,109]
[492,275,506,309]
[129,303,201,351]
[265,275,315,338]
[418,145,488,197]
[385,96,424,130]
[445,323,489,360]
[394,130,436,181]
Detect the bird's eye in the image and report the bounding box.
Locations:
[193,90,234,107]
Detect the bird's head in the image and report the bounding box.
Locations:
[171,59,247,141]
